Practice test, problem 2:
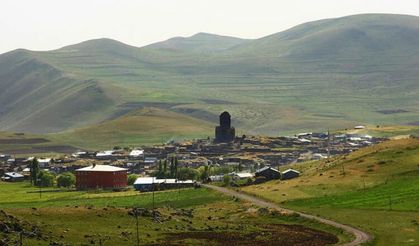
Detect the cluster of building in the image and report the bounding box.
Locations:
[1,112,386,190]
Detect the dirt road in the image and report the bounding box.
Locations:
[203,184,372,246]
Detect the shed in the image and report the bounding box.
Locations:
[2,172,25,182]
[255,167,280,180]
[230,172,254,180]
[281,169,300,180]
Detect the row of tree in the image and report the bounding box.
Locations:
[29,158,75,188]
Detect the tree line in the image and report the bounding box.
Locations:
[29,158,75,188]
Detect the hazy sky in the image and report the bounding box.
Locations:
[1,0,419,54]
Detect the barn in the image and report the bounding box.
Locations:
[255,167,281,180]
[281,169,300,180]
[75,164,127,190]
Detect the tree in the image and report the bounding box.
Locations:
[200,165,210,182]
[30,158,39,186]
[57,172,75,188]
[163,159,167,174]
[223,175,231,186]
[158,160,163,173]
[238,161,243,172]
[127,174,138,185]
[37,170,54,187]
[177,167,199,180]
[174,157,179,178]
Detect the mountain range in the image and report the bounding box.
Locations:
[0,13,418,138]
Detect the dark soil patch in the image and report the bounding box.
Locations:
[201,99,236,105]
[31,145,81,153]
[0,138,50,144]
[105,102,182,121]
[154,224,338,246]
[376,109,409,115]
[6,145,80,155]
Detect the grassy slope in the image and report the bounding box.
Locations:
[1,14,418,136]
[0,107,212,154]
[49,107,213,150]
[242,138,419,245]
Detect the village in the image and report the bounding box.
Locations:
[0,112,386,191]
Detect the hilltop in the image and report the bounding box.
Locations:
[0,13,418,136]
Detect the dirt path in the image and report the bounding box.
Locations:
[203,184,372,246]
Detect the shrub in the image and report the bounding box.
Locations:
[127,174,138,185]
[37,170,54,187]
[57,172,75,188]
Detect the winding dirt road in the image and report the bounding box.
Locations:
[203,184,372,246]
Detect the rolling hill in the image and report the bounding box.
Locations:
[242,137,419,245]
[0,13,418,138]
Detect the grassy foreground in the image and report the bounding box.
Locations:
[0,182,351,245]
[242,138,419,245]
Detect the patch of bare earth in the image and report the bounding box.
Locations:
[153,224,338,246]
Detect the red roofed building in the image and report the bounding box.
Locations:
[75,165,127,190]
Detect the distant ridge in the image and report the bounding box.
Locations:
[146,32,250,53]
[0,13,418,134]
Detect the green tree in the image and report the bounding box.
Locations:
[127,174,138,185]
[38,170,54,187]
[177,167,199,180]
[30,158,39,186]
[163,159,167,174]
[158,160,163,173]
[223,175,231,186]
[57,172,75,188]
[200,165,210,182]
[174,157,179,178]
[238,161,243,172]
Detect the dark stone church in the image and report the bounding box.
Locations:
[215,111,235,143]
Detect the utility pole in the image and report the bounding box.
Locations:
[136,212,140,246]
[389,195,392,210]
[363,178,366,191]
[37,178,42,199]
[327,129,331,159]
[19,231,23,246]
[152,177,156,221]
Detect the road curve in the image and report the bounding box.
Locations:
[202,184,372,246]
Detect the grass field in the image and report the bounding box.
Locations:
[242,138,419,245]
[0,182,351,245]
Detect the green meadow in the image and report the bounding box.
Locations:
[242,138,419,245]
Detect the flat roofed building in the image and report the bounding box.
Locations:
[75,165,127,190]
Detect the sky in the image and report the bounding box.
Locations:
[1,0,419,54]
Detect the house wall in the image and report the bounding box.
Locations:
[281,172,299,180]
[76,171,127,190]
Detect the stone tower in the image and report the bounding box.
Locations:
[215,111,235,143]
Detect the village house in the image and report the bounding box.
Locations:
[75,164,127,190]
[281,169,300,180]
[133,177,195,192]
[255,167,281,180]
[1,172,25,182]
[230,172,254,180]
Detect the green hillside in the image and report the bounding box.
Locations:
[242,138,419,245]
[147,32,250,52]
[0,14,418,136]
[49,107,213,150]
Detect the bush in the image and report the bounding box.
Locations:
[128,174,138,185]
[37,170,55,187]
[57,172,76,188]
[223,175,231,186]
[177,167,199,180]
